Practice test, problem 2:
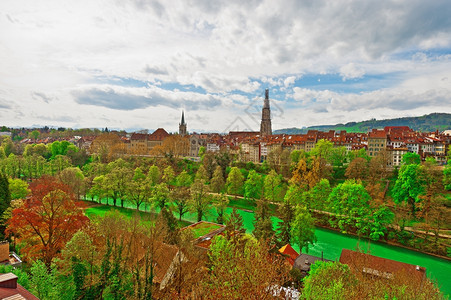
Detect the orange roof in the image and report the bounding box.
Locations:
[279,244,299,266]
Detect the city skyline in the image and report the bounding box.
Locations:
[1,1,450,133]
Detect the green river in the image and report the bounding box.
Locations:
[91,200,451,296]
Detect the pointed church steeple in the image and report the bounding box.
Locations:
[179,110,187,136]
[260,89,272,136]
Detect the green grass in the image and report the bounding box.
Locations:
[84,203,192,228]
[186,222,224,239]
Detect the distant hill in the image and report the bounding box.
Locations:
[273,113,451,135]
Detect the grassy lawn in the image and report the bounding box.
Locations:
[185,222,224,239]
[84,202,192,228]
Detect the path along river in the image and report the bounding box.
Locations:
[92,199,451,296]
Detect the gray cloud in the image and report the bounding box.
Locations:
[32,92,53,103]
[72,85,223,111]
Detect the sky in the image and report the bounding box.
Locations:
[1,0,450,133]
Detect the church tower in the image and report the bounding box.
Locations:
[260,89,272,136]
[179,110,187,136]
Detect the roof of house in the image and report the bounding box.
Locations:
[339,249,426,282]
[0,273,39,300]
[279,244,299,266]
[149,128,169,141]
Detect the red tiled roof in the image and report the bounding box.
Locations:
[339,249,426,283]
[149,128,169,141]
[279,244,299,266]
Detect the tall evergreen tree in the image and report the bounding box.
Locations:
[253,197,274,241]
[0,173,11,237]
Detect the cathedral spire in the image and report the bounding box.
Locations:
[260,89,272,136]
[179,110,187,136]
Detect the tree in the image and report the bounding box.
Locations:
[127,167,151,210]
[58,167,86,200]
[226,167,244,197]
[444,165,451,191]
[277,191,295,245]
[401,152,421,165]
[200,236,288,298]
[195,164,209,182]
[30,260,75,300]
[7,176,89,267]
[151,182,170,210]
[264,169,282,202]
[210,166,225,193]
[302,261,357,300]
[244,170,263,200]
[291,205,316,251]
[147,165,161,186]
[8,178,29,200]
[392,164,425,218]
[162,165,175,184]
[253,196,274,241]
[345,157,368,180]
[190,178,211,222]
[0,173,11,218]
[328,180,372,234]
[170,186,191,221]
[176,170,192,187]
[213,193,229,224]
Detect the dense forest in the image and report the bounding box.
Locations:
[274,113,451,134]
[0,134,449,299]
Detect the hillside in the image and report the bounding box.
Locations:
[274,113,451,134]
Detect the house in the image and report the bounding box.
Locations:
[339,249,426,284]
[278,244,299,267]
[0,273,39,299]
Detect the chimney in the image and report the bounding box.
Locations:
[0,241,9,263]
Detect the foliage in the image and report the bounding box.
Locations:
[264,169,283,202]
[30,260,75,300]
[291,205,316,251]
[190,178,211,222]
[392,164,425,217]
[6,176,89,267]
[244,170,263,200]
[226,167,244,196]
[210,165,225,193]
[402,152,421,165]
[302,261,357,300]
[213,193,229,224]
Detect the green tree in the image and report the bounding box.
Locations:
[401,152,421,165]
[0,173,11,220]
[152,182,170,210]
[190,178,211,221]
[368,205,394,241]
[213,193,229,224]
[195,164,209,182]
[126,167,151,210]
[277,189,296,245]
[162,165,175,184]
[264,169,282,202]
[392,164,425,218]
[210,165,225,193]
[444,165,451,191]
[176,170,192,187]
[291,205,316,251]
[170,186,191,221]
[8,178,29,200]
[226,167,244,197]
[328,180,372,234]
[302,261,357,300]
[30,260,75,300]
[244,170,263,200]
[253,196,274,241]
[147,165,161,186]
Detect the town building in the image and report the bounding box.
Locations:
[179,111,187,136]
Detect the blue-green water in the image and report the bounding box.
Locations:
[88,199,451,296]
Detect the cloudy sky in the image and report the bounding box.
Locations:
[1,0,450,133]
